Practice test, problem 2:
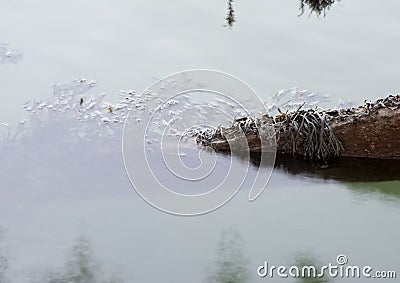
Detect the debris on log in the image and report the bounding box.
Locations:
[196,94,400,162]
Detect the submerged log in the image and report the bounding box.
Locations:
[196,95,400,161]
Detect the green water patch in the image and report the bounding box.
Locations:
[346,181,400,201]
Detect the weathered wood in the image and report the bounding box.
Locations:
[333,107,400,159]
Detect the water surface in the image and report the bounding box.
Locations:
[1,1,400,282]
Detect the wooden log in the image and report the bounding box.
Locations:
[197,95,400,160]
[333,107,400,159]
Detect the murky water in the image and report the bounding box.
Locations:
[1,1,400,282]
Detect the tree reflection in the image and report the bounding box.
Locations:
[208,229,248,283]
[0,253,6,283]
[225,0,339,27]
[299,0,339,16]
[0,227,8,283]
[46,236,122,283]
[225,0,235,27]
[293,253,331,283]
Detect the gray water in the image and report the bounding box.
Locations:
[1,1,400,282]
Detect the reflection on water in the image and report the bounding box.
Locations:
[44,237,122,283]
[253,153,400,202]
[225,0,235,27]
[293,253,331,283]
[0,233,125,283]
[208,230,248,283]
[258,154,400,183]
[0,228,8,283]
[47,237,96,283]
[226,0,339,27]
[299,0,338,16]
[346,181,400,201]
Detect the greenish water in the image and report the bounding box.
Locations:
[1,139,399,282]
[347,181,400,201]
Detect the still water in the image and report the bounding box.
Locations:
[1,1,400,282]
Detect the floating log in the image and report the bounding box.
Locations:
[196,95,400,161]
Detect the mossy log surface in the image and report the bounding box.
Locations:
[196,95,400,161]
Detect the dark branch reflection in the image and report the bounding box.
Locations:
[225,0,236,27]
[226,150,400,200]
[225,0,339,27]
[299,0,339,16]
[250,153,400,183]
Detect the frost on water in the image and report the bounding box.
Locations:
[0,43,22,64]
[1,76,338,156]
[2,79,141,148]
[263,87,356,115]
[264,87,330,115]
